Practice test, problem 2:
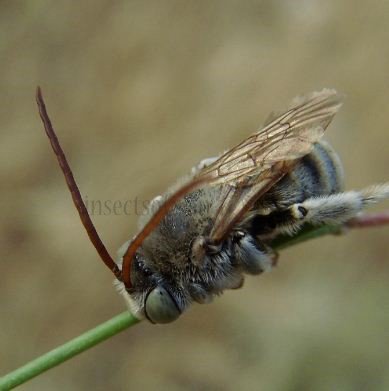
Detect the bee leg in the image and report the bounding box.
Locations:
[190,236,223,266]
[188,284,213,304]
[230,276,245,289]
[252,184,389,237]
[232,232,277,275]
[191,156,219,175]
[289,183,389,227]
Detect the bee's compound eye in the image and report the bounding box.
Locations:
[145,286,181,324]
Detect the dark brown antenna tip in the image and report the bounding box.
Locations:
[36,87,122,281]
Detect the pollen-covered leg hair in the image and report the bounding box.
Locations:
[289,183,389,227]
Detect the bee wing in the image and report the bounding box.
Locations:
[208,162,293,242]
[195,88,343,241]
[197,89,343,186]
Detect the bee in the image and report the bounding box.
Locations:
[36,88,389,324]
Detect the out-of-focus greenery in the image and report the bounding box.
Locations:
[1,1,388,390]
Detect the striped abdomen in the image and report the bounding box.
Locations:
[260,140,344,210]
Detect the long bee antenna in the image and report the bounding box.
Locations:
[36,87,122,281]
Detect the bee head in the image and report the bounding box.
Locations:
[117,248,184,324]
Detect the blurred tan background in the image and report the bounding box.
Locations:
[1,1,389,390]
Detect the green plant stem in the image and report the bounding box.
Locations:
[0,312,139,390]
[270,224,342,250]
[0,222,368,390]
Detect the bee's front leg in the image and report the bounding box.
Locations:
[190,236,223,266]
[232,231,277,275]
[191,156,219,175]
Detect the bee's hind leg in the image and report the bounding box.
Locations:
[289,184,389,226]
[254,183,389,237]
